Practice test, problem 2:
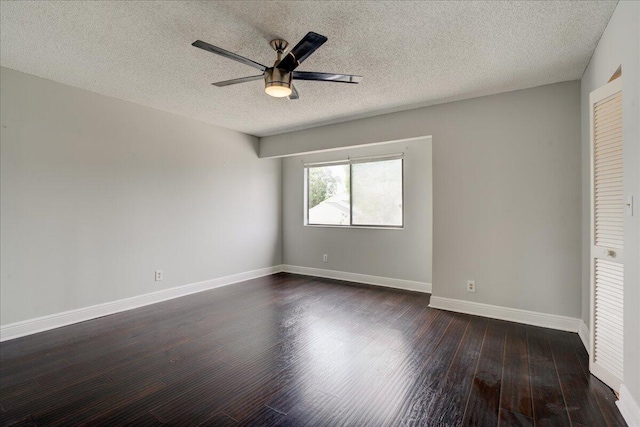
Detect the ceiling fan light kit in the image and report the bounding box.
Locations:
[264,68,292,98]
[192,32,362,100]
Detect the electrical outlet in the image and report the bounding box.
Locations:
[323,254,328,263]
[155,270,163,281]
[467,280,476,293]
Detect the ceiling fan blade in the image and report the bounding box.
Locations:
[292,71,362,84]
[276,32,327,71]
[212,75,264,87]
[192,40,267,72]
[288,85,299,100]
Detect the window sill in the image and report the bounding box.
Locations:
[304,224,404,230]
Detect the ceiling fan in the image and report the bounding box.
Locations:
[192,32,362,100]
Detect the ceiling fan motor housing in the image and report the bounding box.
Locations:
[264,67,292,90]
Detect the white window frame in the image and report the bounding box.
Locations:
[303,153,404,229]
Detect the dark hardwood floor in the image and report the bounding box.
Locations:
[0,273,626,426]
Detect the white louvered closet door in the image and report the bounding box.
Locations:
[589,78,623,392]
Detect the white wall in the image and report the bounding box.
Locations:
[262,81,582,319]
[0,67,282,326]
[281,139,432,286]
[580,0,640,412]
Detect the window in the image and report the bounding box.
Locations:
[305,154,403,228]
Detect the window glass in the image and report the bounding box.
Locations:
[305,156,403,228]
[352,159,403,226]
[307,164,350,225]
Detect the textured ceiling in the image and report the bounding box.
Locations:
[0,1,617,137]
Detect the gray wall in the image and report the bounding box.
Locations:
[262,81,582,319]
[580,0,640,408]
[0,67,282,325]
[281,139,432,286]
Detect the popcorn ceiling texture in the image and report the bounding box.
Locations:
[0,1,617,137]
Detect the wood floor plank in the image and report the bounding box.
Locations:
[237,405,285,427]
[198,412,239,427]
[0,414,37,427]
[121,411,165,426]
[391,313,470,425]
[310,341,406,426]
[588,374,628,427]
[149,361,250,422]
[526,326,571,427]
[462,319,507,426]
[33,377,165,426]
[274,389,339,427]
[390,293,431,332]
[0,358,71,390]
[549,334,608,426]
[0,374,113,414]
[83,361,228,426]
[422,316,488,426]
[570,336,627,427]
[498,409,534,427]
[500,322,532,417]
[0,273,626,426]
[0,412,37,427]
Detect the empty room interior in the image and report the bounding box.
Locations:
[1,1,639,426]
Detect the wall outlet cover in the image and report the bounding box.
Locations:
[467,280,476,292]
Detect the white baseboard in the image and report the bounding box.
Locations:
[0,265,284,342]
[428,296,582,332]
[578,320,590,355]
[617,384,640,427]
[281,265,431,294]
